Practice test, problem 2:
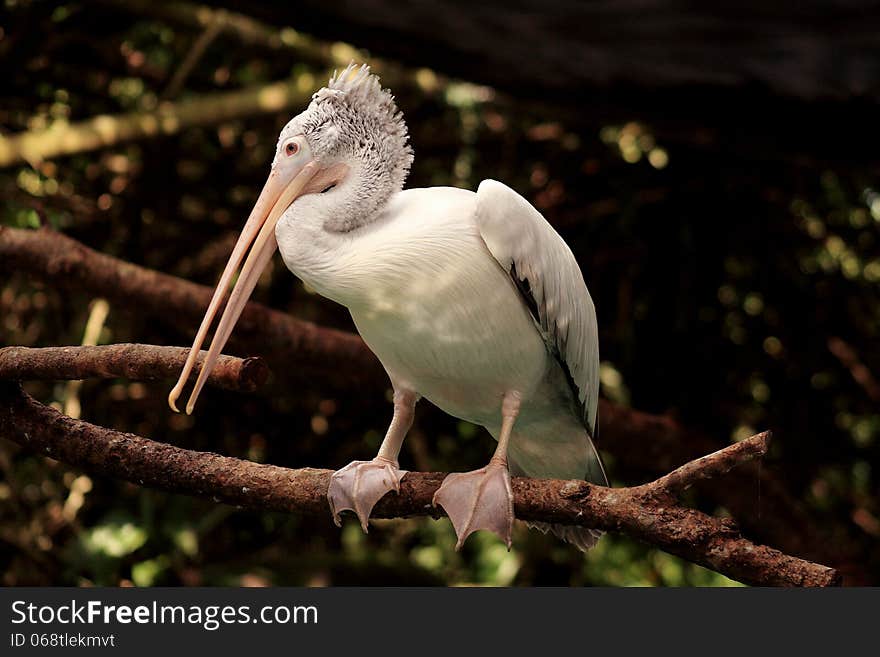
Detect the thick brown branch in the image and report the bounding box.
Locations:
[0,344,268,392]
[0,225,862,577]
[0,382,839,587]
[0,226,383,387]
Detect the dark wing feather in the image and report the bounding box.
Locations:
[475,180,601,438]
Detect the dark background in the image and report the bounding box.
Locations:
[1,1,878,585]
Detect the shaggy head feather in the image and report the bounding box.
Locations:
[276,64,413,231]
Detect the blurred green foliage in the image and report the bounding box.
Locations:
[0,0,877,586]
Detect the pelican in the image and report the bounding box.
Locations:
[168,64,607,551]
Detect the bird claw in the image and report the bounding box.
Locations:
[432,460,514,550]
[328,458,408,532]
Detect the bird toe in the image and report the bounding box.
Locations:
[328,459,408,532]
[433,462,514,550]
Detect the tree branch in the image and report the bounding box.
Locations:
[0,381,839,587]
[160,12,226,100]
[189,0,878,166]
[648,431,771,496]
[0,226,383,388]
[828,336,880,403]
[0,79,315,168]
[95,0,325,57]
[0,344,268,392]
[584,394,861,573]
[0,225,862,577]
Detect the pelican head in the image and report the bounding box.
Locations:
[168,64,413,414]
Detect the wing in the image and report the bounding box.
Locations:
[475,179,601,439]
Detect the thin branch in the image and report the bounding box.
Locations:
[161,14,225,99]
[0,382,840,587]
[828,336,880,402]
[593,401,846,569]
[0,79,314,168]
[63,298,110,419]
[94,0,316,55]
[0,225,863,577]
[649,432,772,495]
[0,344,268,392]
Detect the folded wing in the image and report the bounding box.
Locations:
[475,179,606,485]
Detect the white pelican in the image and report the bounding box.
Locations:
[168,64,607,551]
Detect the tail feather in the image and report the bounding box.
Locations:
[526,521,602,552]
[507,422,607,552]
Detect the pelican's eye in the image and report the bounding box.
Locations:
[285,141,299,157]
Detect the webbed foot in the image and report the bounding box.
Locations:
[432,460,514,550]
[328,458,408,531]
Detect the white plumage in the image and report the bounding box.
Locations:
[170,65,606,551]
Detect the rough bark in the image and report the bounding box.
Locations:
[0,381,839,587]
[0,225,860,575]
[0,226,383,388]
[0,344,268,392]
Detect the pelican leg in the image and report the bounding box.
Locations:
[433,391,520,550]
[328,389,416,531]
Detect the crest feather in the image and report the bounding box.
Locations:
[315,63,403,121]
[278,62,413,231]
[327,63,380,96]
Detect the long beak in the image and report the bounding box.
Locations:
[168,162,318,414]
